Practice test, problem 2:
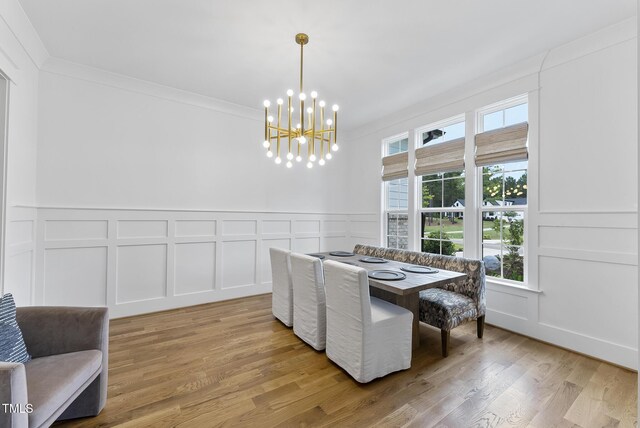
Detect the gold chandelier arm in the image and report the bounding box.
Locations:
[300,41,303,93]
[333,110,338,144]
[264,105,269,142]
[276,103,282,158]
[311,99,316,156]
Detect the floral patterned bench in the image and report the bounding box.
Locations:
[353,244,486,357]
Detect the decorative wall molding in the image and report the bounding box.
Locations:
[0,0,49,69]
[29,207,371,319]
[541,17,637,73]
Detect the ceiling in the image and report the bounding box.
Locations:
[18,0,636,130]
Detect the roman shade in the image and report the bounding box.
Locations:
[415,138,465,176]
[475,122,529,166]
[381,152,408,181]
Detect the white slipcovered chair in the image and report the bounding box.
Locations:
[290,253,326,351]
[323,260,413,383]
[270,247,293,327]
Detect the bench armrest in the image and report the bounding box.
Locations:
[0,363,28,428]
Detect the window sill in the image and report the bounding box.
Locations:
[486,278,542,294]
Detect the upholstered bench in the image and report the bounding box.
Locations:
[354,244,486,357]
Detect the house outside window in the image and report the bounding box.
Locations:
[383,135,409,249]
[418,117,465,256]
[380,95,529,284]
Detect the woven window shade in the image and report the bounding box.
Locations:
[381,152,408,181]
[475,122,529,167]
[415,138,465,176]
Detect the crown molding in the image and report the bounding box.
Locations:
[542,16,637,72]
[348,17,637,141]
[0,0,49,69]
[41,57,263,122]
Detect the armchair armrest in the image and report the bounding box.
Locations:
[16,307,108,359]
[0,363,29,428]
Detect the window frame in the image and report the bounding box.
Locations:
[415,115,467,257]
[382,133,410,249]
[476,95,529,285]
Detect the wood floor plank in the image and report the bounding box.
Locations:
[52,295,637,428]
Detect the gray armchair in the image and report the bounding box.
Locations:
[0,307,109,428]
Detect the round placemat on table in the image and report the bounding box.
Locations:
[367,270,406,281]
[329,251,356,257]
[359,257,387,264]
[400,265,439,274]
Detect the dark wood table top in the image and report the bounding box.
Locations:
[314,251,467,296]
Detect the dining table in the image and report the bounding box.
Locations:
[313,251,468,349]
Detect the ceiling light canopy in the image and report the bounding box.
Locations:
[262,33,339,168]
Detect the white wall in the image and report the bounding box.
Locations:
[36,60,349,213]
[26,59,352,315]
[344,18,638,369]
[0,0,47,304]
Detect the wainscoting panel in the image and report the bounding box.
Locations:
[45,220,108,241]
[175,220,216,238]
[31,208,365,318]
[116,244,168,304]
[221,240,256,289]
[174,242,215,295]
[118,220,168,239]
[5,207,37,305]
[44,246,107,306]
[222,220,257,236]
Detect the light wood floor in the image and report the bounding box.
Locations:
[55,294,637,428]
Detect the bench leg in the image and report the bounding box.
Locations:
[477,315,485,339]
[440,330,449,357]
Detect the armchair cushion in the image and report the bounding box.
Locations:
[26,350,102,428]
[418,289,478,331]
[0,294,30,363]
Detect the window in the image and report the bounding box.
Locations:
[478,97,528,282]
[383,135,409,249]
[418,117,465,256]
[379,95,530,286]
[386,137,408,155]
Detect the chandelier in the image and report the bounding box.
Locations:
[262,33,339,169]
